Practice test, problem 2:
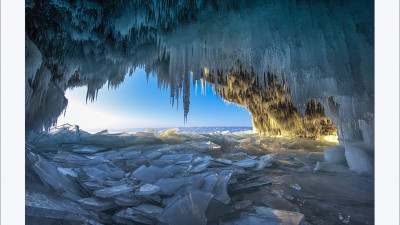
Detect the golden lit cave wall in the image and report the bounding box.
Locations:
[202,68,337,139]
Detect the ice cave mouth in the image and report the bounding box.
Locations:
[25,0,373,150]
[24,1,375,224]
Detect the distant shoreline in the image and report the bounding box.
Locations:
[84,126,253,134]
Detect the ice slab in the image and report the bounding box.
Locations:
[214,170,233,204]
[228,181,272,195]
[191,141,222,151]
[175,174,205,195]
[233,158,258,168]
[78,197,116,211]
[234,200,253,210]
[57,167,79,178]
[136,183,161,195]
[115,193,142,207]
[154,177,189,195]
[159,153,193,164]
[157,191,214,225]
[123,150,142,159]
[324,146,346,164]
[73,146,105,154]
[28,152,82,200]
[191,161,212,173]
[205,198,234,222]
[133,204,163,217]
[200,171,218,192]
[52,152,89,166]
[113,207,155,225]
[131,165,174,183]
[144,151,162,159]
[109,168,125,179]
[26,188,95,222]
[215,158,233,165]
[94,184,136,198]
[345,143,374,174]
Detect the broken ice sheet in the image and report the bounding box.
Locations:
[28,152,82,200]
[175,174,205,196]
[144,151,162,160]
[200,171,218,192]
[191,141,221,151]
[123,150,142,159]
[154,177,189,195]
[133,204,163,217]
[115,193,141,207]
[73,146,105,154]
[113,207,155,225]
[93,184,136,198]
[190,160,212,173]
[205,198,234,222]
[159,153,193,164]
[233,158,258,168]
[234,200,253,210]
[135,183,161,195]
[78,197,117,211]
[214,169,233,204]
[26,188,96,222]
[157,191,214,225]
[215,158,233,165]
[130,165,174,183]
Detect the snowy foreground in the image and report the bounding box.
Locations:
[26,125,373,225]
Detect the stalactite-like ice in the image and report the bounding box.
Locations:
[25,0,374,172]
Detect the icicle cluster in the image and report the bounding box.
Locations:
[25,0,374,149]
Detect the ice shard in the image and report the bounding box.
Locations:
[157,191,214,225]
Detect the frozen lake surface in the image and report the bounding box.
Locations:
[26,125,373,225]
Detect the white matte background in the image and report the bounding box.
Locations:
[1,0,399,224]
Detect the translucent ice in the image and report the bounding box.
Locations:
[200,171,218,192]
[157,191,214,225]
[345,143,374,174]
[159,153,193,164]
[324,146,346,164]
[136,183,161,196]
[233,159,258,168]
[154,177,189,195]
[93,184,136,198]
[73,146,105,154]
[113,207,155,225]
[131,165,174,183]
[191,141,222,151]
[214,170,233,204]
[77,197,116,211]
[26,188,95,222]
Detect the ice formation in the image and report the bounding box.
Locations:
[25,125,374,224]
[25,0,373,143]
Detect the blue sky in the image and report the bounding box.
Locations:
[57,67,252,132]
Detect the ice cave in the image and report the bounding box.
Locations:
[25,0,374,224]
